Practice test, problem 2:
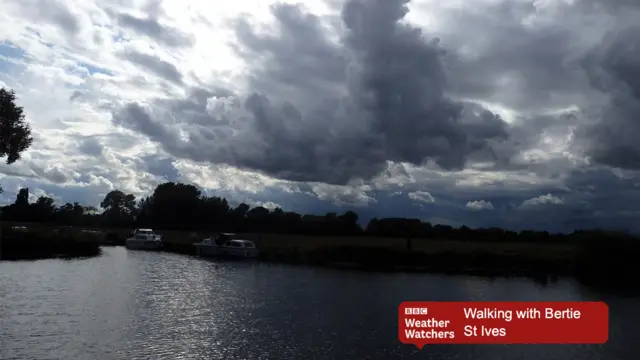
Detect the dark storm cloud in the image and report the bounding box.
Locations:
[116,12,195,48]
[118,49,183,85]
[111,0,509,184]
[577,0,640,12]
[576,26,640,170]
[522,168,640,233]
[155,87,235,126]
[112,103,171,140]
[140,155,179,182]
[104,0,640,234]
[230,4,348,101]
[364,167,640,233]
[32,166,73,184]
[437,0,601,113]
[418,0,640,175]
[77,137,104,157]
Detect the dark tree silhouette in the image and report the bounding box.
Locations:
[150,182,201,229]
[100,190,137,226]
[15,188,29,208]
[0,88,34,164]
[0,181,637,251]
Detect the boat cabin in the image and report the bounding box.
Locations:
[198,233,256,249]
[223,239,256,249]
[130,228,160,240]
[213,232,236,246]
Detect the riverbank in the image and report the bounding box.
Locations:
[0,226,102,260]
[157,233,639,293]
[3,223,638,294]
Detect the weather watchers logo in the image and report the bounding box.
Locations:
[398,301,609,348]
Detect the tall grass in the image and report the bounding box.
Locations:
[0,225,101,260]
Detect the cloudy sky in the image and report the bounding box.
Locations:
[1,0,639,232]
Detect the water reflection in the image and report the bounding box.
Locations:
[0,247,637,360]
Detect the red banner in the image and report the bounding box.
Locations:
[398,301,608,348]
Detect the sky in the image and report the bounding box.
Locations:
[1,0,639,233]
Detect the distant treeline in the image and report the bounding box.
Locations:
[0,182,637,244]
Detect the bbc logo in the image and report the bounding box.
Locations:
[405,307,428,315]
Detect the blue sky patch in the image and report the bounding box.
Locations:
[77,62,113,76]
[0,42,28,74]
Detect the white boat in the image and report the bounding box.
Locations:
[194,233,259,259]
[125,228,163,250]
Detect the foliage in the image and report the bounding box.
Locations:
[2,188,101,226]
[100,189,137,222]
[0,224,101,260]
[0,88,34,164]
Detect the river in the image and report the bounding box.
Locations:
[0,247,637,360]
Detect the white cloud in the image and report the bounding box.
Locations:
[519,194,565,209]
[28,188,61,203]
[310,182,376,207]
[466,200,494,210]
[408,191,435,204]
[253,201,282,210]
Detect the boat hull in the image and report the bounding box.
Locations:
[125,239,163,250]
[194,245,259,259]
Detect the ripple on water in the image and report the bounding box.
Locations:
[0,247,638,360]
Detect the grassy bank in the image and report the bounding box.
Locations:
[157,232,640,291]
[3,223,639,293]
[0,226,102,260]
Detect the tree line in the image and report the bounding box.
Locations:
[1,184,636,243]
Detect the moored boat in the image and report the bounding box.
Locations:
[194,233,259,259]
[125,228,163,250]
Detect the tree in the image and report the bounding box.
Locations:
[30,196,55,221]
[100,190,136,226]
[232,203,250,218]
[134,196,153,227]
[150,182,201,229]
[0,88,34,164]
[15,188,29,208]
[100,190,136,213]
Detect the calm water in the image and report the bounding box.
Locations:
[0,247,637,360]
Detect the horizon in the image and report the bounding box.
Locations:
[1,183,637,236]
